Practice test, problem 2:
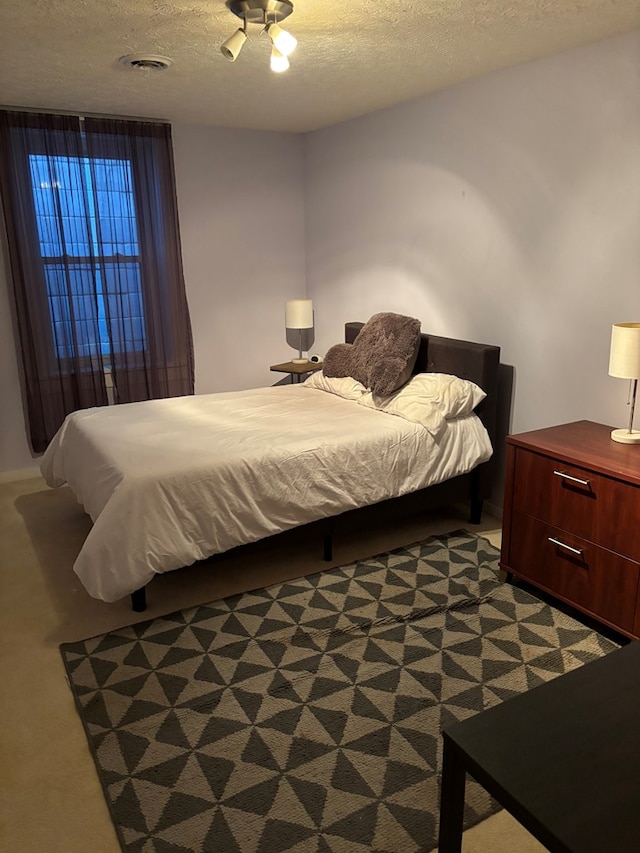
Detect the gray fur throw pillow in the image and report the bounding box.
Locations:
[323,312,421,396]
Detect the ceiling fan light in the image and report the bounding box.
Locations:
[221,28,247,61]
[270,46,290,73]
[267,22,297,57]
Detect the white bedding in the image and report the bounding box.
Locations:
[40,383,492,602]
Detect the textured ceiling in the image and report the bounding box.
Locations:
[1,1,639,133]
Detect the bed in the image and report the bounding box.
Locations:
[40,321,500,609]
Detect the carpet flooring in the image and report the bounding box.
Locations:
[60,531,617,853]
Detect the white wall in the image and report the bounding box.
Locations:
[305,31,640,436]
[0,123,305,473]
[173,124,306,395]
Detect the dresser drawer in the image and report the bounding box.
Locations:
[512,448,640,560]
[509,511,639,632]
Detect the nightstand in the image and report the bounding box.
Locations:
[270,360,322,384]
[500,420,640,638]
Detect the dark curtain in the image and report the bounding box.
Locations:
[0,110,194,453]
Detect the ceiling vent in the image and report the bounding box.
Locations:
[118,54,173,71]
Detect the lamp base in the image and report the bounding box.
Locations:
[611,428,640,445]
[291,357,309,364]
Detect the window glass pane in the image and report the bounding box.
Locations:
[103,263,146,352]
[92,159,139,256]
[58,159,92,256]
[29,156,63,256]
[44,265,72,359]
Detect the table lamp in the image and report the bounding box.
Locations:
[285,299,313,363]
[608,322,640,444]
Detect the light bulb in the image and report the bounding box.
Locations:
[270,47,290,73]
[267,23,297,57]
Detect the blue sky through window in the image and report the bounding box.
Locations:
[29,154,146,359]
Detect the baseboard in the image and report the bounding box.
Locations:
[0,465,42,484]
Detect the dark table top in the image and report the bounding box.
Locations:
[443,640,640,853]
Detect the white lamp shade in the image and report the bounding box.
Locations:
[220,28,247,61]
[609,323,640,379]
[285,299,313,330]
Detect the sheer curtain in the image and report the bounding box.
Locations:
[0,110,194,453]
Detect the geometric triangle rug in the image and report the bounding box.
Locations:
[60,530,618,853]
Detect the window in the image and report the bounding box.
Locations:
[29,153,146,360]
[0,110,194,453]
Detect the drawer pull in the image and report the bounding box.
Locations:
[548,537,584,557]
[553,470,590,487]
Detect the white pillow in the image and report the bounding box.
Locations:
[303,371,368,401]
[358,372,486,436]
[399,373,486,418]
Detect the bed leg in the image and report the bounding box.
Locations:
[131,587,147,612]
[469,498,483,525]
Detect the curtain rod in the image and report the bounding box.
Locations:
[0,104,168,125]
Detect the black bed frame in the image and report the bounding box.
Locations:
[130,324,500,612]
[346,321,501,518]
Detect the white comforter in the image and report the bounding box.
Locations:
[40,384,492,602]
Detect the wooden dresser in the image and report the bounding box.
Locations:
[500,420,640,639]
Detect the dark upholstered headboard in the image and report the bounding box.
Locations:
[345,322,501,502]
